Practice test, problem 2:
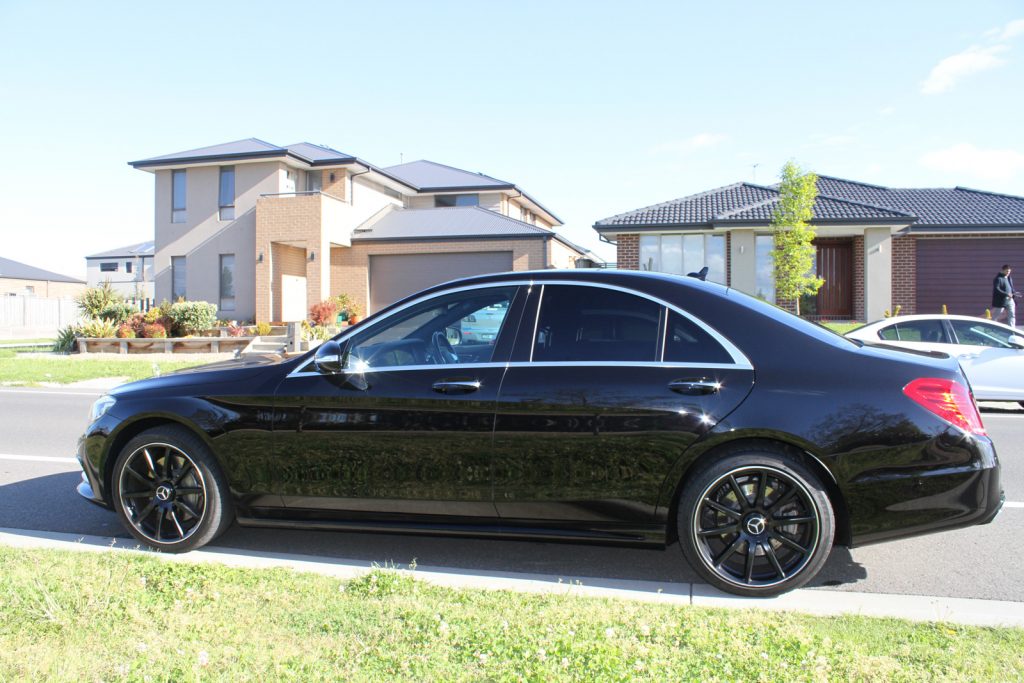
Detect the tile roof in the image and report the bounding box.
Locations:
[595,175,1024,232]
[382,160,513,190]
[86,240,155,259]
[130,138,356,167]
[0,256,84,283]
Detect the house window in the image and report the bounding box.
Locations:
[306,170,322,193]
[171,256,186,300]
[638,234,726,283]
[435,194,479,208]
[219,254,235,312]
[100,262,118,273]
[171,170,187,223]
[755,235,775,303]
[219,166,235,220]
[125,261,133,274]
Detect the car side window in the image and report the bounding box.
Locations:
[881,320,950,343]
[664,310,732,364]
[347,286,517,368]
[950,320,1015,348]
[533,285,660,362]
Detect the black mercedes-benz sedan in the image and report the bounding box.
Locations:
[76,270,1003,596]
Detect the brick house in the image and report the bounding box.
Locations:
[130,139,596,323]
[0,256,85,298]
[594,176,1024,321]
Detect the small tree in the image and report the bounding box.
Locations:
[771,161,823,316]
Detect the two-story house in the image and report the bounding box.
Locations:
[85,240,155,299]
[130,139,595,322]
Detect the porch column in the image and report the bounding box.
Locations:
[729,229,756,295]
[863,228,892,321]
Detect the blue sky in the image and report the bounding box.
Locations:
[1,1,1023,278]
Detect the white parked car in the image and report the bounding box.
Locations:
[846,315,1024,405]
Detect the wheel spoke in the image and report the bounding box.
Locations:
[134,499,156,522]
[714,537,744,567]
[174,499,201,519]
[772,532,808,555]
[176,487,203,496]
[163,447,173,478]
[728,475,749,510]
[764,542,786,579]
[172,461,195,486]
[142,449,157,477]
[154,508,166,542]
[773,515,816,526]
[755,471,769,507]
[169,510,185,539]
[769,486,798,511]
[123,490,154,499]
[126,467,152,486]
[697,523,740,537]
[704,499,742,519]
[744,541,756,583]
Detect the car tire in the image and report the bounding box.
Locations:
[111,425,234,552]
[677,444,835,597]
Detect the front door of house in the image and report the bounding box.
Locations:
[802,239,853,319]
[281,275,307,322]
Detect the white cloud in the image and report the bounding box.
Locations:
[650,133,729,155]
[921,44,1009,94]
[920,143,1024,181]
[993,18,1024,41]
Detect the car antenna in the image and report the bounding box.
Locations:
[687,266,709,281]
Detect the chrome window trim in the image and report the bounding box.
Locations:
[287,278,753,378]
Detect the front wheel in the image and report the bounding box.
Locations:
[111,425,233,552]
[678,447,835,597]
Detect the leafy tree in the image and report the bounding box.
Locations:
[771,161,823,316]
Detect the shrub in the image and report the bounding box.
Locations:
[310,325,333,341]
[227,324,249,337]
[98,301,136,324]
[167,301,218,336]
[309,300,338,326]
[75,282,124,317]
[80,318,118,339]
[53,325,81,353]
[142,323,167,339]
[333,293,354,318]
[116,323,136,339]
[255,322,272,337]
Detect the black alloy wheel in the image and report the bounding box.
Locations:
[679,448,835,596]
[112,426,233,552]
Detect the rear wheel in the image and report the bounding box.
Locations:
[111,425,233,552]
[678,446,835,597]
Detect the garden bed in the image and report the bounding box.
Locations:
[78,336,254,355]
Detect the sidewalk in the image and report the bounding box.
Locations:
[2,526,1021,629]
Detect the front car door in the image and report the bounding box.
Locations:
[875,318,953,353]
[272,284,525,522]
[947,319,1024,400]
[491,282,755,541]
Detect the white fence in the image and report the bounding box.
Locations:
[0,296,82,338]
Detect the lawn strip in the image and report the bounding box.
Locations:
[0,547,1020,681]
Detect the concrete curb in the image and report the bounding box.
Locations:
[2,527,1021,628]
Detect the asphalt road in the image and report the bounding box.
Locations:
[1,387,1021,602]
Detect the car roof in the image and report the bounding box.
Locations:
[853,314,1022,334]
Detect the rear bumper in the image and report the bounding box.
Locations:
[848,436,1003,547]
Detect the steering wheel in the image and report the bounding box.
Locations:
[431,331,459,364]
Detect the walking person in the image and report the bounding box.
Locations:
[992,264,1019,328]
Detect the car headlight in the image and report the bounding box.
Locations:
[89,395,116,423]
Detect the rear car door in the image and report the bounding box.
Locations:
[876,318,954,353]
[948,319,1024,399]
[491,282,755,536]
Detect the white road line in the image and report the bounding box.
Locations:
[0,388,102,396]
[1005,502,1024,509]
[0,454,78,464]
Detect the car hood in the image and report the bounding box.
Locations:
[109,353,290,397]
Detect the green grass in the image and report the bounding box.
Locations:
[0,337,53,345]
[0,547,1020,681]
[820,321,863,335]
[0,351,208,384]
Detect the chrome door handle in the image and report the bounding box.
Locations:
[432,380,481,394]
[668,379,720,395]
[957,353,979,360]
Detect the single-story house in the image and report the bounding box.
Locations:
[129,139,599,322]
[85,240,155,299]
[0,256,85,298]
[594,175,1024,321]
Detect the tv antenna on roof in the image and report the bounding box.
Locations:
[751,163,760,183]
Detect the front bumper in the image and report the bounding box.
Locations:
[75,416,118,510]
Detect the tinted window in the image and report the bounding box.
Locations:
[664,310,732,363]
[533,285,660,362]
[878,320,949,343]
[349,286,517,368]
[950,320,1016,348]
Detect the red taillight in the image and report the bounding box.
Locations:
[903,377,986,436]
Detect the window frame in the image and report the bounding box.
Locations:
[171,255,186,301]
[171,169,187,223]
[219,166,235,221]
[100,262,118,273]
[219,253,235,312]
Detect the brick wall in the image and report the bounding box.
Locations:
[321,168,347,201]
[254,194,328,322]
[891,235,916,315]
[330,238,547,315]
[0,278,85,298]
[852,235,865,321]
[617,233,639,270]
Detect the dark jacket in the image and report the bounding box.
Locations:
[992,272,1014,307]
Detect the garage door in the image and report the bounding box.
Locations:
[368,251,514,313]
[917,238,1024,316]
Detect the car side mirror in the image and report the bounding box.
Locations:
[313,340,345,374]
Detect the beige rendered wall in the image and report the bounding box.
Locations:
[548,239,583,269]
[330,238,547,315]
[0,278,85,298]
[863,227,893,321]
[153,161,283,320]
[728,229,757,294]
